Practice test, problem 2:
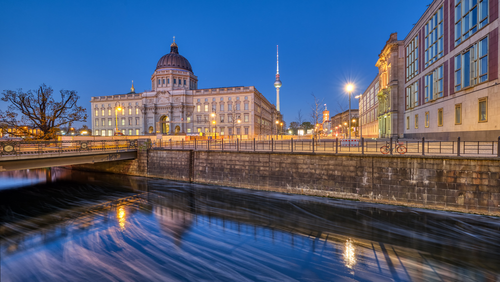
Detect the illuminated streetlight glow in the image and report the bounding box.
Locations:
[345,84,354,93]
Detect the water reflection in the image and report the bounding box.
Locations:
[343,238,356,271]
[1,169,500,281]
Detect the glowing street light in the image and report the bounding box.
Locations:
[345,83,355,139]
[115,105,122,134]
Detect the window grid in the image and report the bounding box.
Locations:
[425,6,444,68]
[405,81,419,109]
[454,0,488,46]
[425,65,444,102]
[425,112,430,128]
[455,36,488,90]
[406,35,419,80]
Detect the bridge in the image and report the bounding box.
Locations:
[0,139,140,172]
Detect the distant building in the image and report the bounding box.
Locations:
[91,39,282,138]
[331,109,359,138]
[359,75,380,138]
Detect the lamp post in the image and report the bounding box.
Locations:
[237,119,241,139]
[275,120,279,139]
[212,120,217,139]
[280,122,283,139]
[211,112,216,139]
[345,83,354,139]
[115,106,122,135]
[355,94,362,139]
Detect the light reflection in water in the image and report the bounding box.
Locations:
[343,238,356,270]
[117,206,126,230]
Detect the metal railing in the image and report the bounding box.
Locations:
[151,137,500,158]
[0,139,138,157]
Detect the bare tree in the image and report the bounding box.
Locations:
[310,93,324,127]
[296,109,304,125]
[0,84,87,139]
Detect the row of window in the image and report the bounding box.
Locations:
[196,114,249,123]
[406,0,489,78]
[196,127,250,135]
[95,118,141,127]
[454,0,489,46]
[196,96,248,103]
[405,35,489,109]
[95,108,140,116]
[196,102,249,112]
[157,77,189,86]
[95,129,141,136]
[406,97,488,130]
[95,102,140,108]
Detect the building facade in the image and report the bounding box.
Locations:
[359,75,380,138]
[331,109,359,138]
[376,33,405,138]
[91,40,281,138]
[403,0,499,140]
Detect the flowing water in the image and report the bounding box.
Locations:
[1,168,500,281]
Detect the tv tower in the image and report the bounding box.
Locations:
[274,45,282,112]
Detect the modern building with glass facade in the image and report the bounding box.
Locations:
[91,40,282,138]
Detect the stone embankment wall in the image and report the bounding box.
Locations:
[72,148,500,214]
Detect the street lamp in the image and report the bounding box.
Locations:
[345,83,354,139]
[115,106,122,135]
[237,119,241,139]
[275,120,279,139]
[355,94,362,139]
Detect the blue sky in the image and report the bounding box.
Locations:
[0,0,429,126]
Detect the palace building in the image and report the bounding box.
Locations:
[91,39,282,138]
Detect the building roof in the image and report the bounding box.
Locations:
[156,41,193,73]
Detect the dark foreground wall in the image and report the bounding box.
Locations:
[72,149,500,214]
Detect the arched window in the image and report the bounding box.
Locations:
[160,116,170,134]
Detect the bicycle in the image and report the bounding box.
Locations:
[380,141,407,155]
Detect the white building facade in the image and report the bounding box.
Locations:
[91,41,281,138]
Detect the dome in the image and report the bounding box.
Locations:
[156,41,193,73]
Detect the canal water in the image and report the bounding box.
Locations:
[1,169,500,281]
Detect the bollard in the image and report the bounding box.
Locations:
[182,139,184,150]
[422,137,425,156]
[170,139,172,150]
[271,138,274,152]
[237,138,239,152]
[457,137,461,156]
[291,138,294,153]
[361,137,364,155]
[222,139,224,151]
[336,138,338,154]
[312,138,315,153]
[390,137,393,155]
[195,139,197,151]
[253,138,256,152]
[208,139,210,151]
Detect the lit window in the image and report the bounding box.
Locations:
[424,6,444,68]
[187,128,191,133]
[128,108,132,115]
[204,105,208,112]
[128,129,132,135]
[108,119,112,126]
[438,108,443,126]
[108,109,111,115]
[136,108,139,114]
[187,117,191,123]
[121,119,125,126]
[136,129,139,135]
[95,120,99,126]
[102,109,105,116]
[102,130,106,136]
[455,104,462,124]
[479,97,487,122]
[95,109,98,116]
[95,130,99,135]
[406,35,419,80]
[425,64,443,102]
[107,130,112,136]
[455,0,488,46]
[425,112,430,127]
[455,36,488,90]
[197,105,201,112]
